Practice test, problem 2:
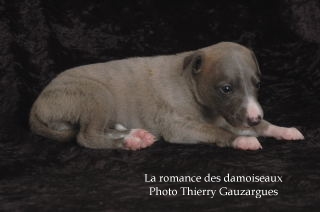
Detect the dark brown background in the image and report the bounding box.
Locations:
[1,0,320,211]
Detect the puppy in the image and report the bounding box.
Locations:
[29,42,304,151]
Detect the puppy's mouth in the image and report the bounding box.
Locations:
[225,114,251,129]
[239,124,252,129]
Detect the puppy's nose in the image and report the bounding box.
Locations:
[247,115,262,126]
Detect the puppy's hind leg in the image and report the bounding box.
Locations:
[78,126,156,150]
[76,95,156,150]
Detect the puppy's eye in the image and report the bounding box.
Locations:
[220,85,233,94]
[256,82,261,89]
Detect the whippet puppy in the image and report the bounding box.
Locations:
[29,42,304,151]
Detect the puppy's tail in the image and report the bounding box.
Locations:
[29,111,77,142]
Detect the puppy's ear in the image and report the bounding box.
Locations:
[182,51,204,75]
[250,50,261,74]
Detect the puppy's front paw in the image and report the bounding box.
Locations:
[124,129,156,151]
[232,136,262,151]
[274,127,304,141]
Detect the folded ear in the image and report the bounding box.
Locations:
[182,51,204,75]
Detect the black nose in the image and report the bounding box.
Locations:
[247,116,262,126]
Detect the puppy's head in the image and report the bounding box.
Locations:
[183,42,263,128]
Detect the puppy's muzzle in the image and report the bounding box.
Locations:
[246,97,263,127]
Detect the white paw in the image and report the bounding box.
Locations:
[124,129,156,151]
[232,136,262,151]
[275,127,304,140]
[115,123,128,131]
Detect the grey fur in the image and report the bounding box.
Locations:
[29,42,304,150]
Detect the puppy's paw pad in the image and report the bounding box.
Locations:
[232,136,262,151]
[280,127,304,141]
[124,129,156,150]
